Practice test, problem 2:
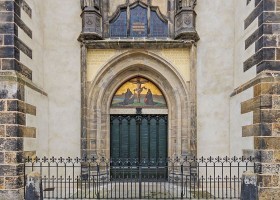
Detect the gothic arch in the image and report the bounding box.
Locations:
[84,50,194,158]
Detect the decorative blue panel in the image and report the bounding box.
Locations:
[150,10,168,37]
[130,5,148,37]
[110,9,127,37]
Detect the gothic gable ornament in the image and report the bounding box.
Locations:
[109,1,168,38]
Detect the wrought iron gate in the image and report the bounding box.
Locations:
[24,156,255,199]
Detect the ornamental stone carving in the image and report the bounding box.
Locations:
[175,0,199,41]
[80,0,100,10]
[177,0,197,10]
[79,0,103,41]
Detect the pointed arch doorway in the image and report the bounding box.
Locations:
[84,50,195,164]
[110,77,168,163]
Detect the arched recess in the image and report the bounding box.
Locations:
[83,50,195,159]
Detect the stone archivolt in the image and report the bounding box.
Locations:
[83,50,194,158]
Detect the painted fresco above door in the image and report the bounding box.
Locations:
[111,77,167,108]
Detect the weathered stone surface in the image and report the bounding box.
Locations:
[254,109,280,123]
[81,8,102,40]
[0,164,23,176]
[0,113,26,125]
[244,48,276,71]
[5,175,23,189]
[241,95,272,114]
[5,152,23,164]
[0,1,14,12]
[257,61,280,72]
[259,187,280,200]
[272,95,280,109]
[0,152,4,164]
[240,171,258,200]
[6,125,36,138]
[0,138,23,151]
[22,0,32,18]
[23,151,36,159]
[14,14,32,38]
[277,48,280,60]
[246,25,263,49]
[0,23,17,35]
[244,0,263,29]
[243,123,272,137]
[0,189,24,200]
[254,137,280,149]
[14,36,32,58]
[0,34,3,45]
[254,150,274,162]
[4,34,14,45]
[0,46,19,59]
[272,123,280,135]
[0,81,24,100]
[255,35,278,51]
[0,177,4,189]
[2,59,32,80]
[277,0,280,11]
[7,100,36,115]
[25,171,43,200]
[263,11,280,23]
[258,174,280,187]
[0,12,14,22]
[264,0,276,11]
[0,100,5,111]
[0,125,4,137]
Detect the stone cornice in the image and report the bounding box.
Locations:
[82,39,194,49]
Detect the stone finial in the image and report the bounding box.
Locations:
[186,0,197,9]
[177,0,197,11]
[81,0,100,10]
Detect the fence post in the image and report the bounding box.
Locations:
[240,171,258,200]
[181,164,184,199]
[25,171,43,200]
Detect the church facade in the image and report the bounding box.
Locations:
[0,0,280,199]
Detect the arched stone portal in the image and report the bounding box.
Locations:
[83,50,196,159]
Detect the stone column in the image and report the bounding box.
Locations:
[0,1,34,199]
[241,0,280,199]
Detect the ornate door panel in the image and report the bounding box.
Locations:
[110,114,168,161]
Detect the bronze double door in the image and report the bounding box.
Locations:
[110,114,168,162]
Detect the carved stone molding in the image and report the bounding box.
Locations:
[79,7,103,41]
[177,0,197,11]
[174,0,199,41]
[175,9,199,41]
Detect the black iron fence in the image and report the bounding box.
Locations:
[24,156,255,199]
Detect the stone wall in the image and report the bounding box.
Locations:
[232,0,280,199]
[42,0,81,158]
[196,0,235,157]
[229,0,257,157]
[0,0,46,198]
